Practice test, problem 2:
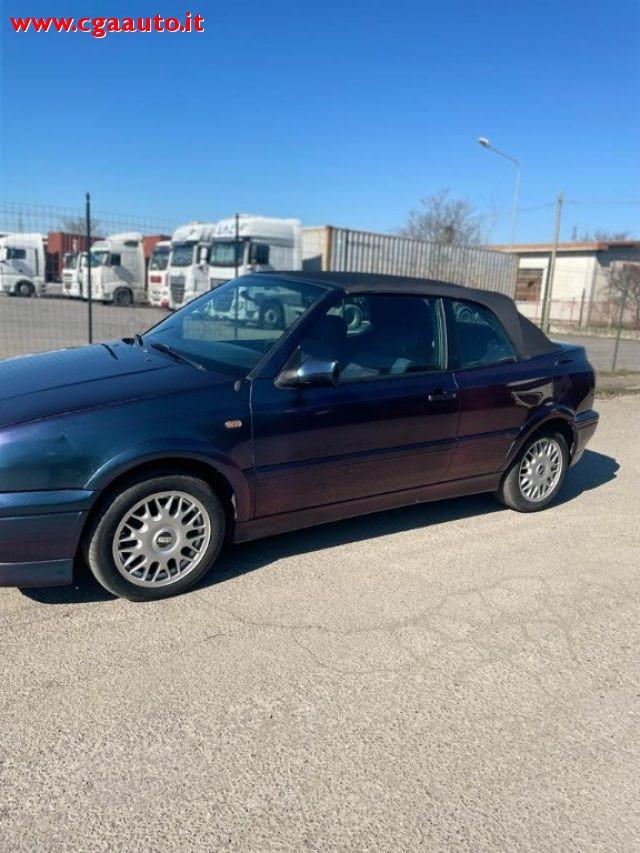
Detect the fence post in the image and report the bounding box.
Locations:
[611,271,631,372]
[234,212,239,340]
[234,212,239,280]
[85,192,93,344]
[540,191,563,333]
[578,288,586,327]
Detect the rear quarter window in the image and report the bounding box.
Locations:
[448,299,517,369]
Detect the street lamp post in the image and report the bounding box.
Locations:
[477,137,521,250]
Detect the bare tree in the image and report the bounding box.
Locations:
[398,189,486,246]
[570,226,631,242]
[59,215,102,235]
[609,262,640,326]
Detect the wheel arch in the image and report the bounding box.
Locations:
[503,410,577,472]
[79,453,249,559]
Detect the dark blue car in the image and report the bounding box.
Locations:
[0,273,598,600]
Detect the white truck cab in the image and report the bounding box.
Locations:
[0,233,46,297]
[147,240,172,308]
[62,251,85,298]
[168,222,217,309]
[208,215,302,288]
[82,232,146,306]
[203,215,303,327]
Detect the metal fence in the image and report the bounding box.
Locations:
[0,201,521,361]
[0,200,179,359]
[516,297,640,373]
[518,297,640,335]
[302,225,518,296]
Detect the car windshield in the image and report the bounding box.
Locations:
[171,244,194,267]
[88,250,109,267]
[144,275,326,378]
[63,253,79,270]
[150,246,170,270]
[209,240,245,267]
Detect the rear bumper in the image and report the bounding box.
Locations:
[571,409,599,466]
[0,490,92,588]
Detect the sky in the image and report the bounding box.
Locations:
[1,0,639,243]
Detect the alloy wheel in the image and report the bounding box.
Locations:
[518,438,563,502]
[112,491,212,587]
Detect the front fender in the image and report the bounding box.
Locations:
[85,437,253,521]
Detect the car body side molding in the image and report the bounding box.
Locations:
[233,472,499,543]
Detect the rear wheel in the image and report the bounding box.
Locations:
[85,472,225,600]
[495,431,569,512]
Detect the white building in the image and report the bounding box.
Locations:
[493,240,640,328]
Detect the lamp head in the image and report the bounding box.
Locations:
[477,136,491,148]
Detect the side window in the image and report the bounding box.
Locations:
[299,293,445,380]
[7,248,27,261]
[110,253,122,267]
[249,243,270,265]
[449,299,516,369]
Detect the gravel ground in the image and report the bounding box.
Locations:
[0,396,638,852]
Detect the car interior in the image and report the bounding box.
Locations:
[300,295,443,379]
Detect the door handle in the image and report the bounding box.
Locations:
[427,388,458,402]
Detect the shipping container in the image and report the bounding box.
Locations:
[301,226,517,297]
[46,231,101,281]
[142,234,171,261]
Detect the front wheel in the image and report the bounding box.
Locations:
[113,287,133,307]
[16,280,34,297]
[85,472,225,600]
[495,432,569,512]
[259,300,285,330]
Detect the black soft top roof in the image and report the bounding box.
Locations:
[257,271,559,359]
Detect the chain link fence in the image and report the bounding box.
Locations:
[1,201,518,361]
[0,201,179,359]
[517,296,640,373]
[2,200,638,375]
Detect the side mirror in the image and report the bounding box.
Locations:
[278,358,341,388]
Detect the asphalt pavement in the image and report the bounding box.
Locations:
[1,395,638,851]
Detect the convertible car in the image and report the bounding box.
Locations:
[0,272,598,600]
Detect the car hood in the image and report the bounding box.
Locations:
[0,341,232,429]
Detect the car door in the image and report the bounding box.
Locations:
[445,298,528,479]
[250,292,459,517]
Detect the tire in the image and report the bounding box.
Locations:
[16,281,34,297]
[113,287,133,307]
[495,431,569,512]
[85,471,226,601]
[259,300,285,330]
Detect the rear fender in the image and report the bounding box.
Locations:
[502,406,576,473]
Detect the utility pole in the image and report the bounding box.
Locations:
[234,212,240,280]
[540,191,563,333]
[86,192,93,344]
[611,268,631,372]
[234,212,240,340]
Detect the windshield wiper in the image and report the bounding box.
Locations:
[150,341,205,371]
